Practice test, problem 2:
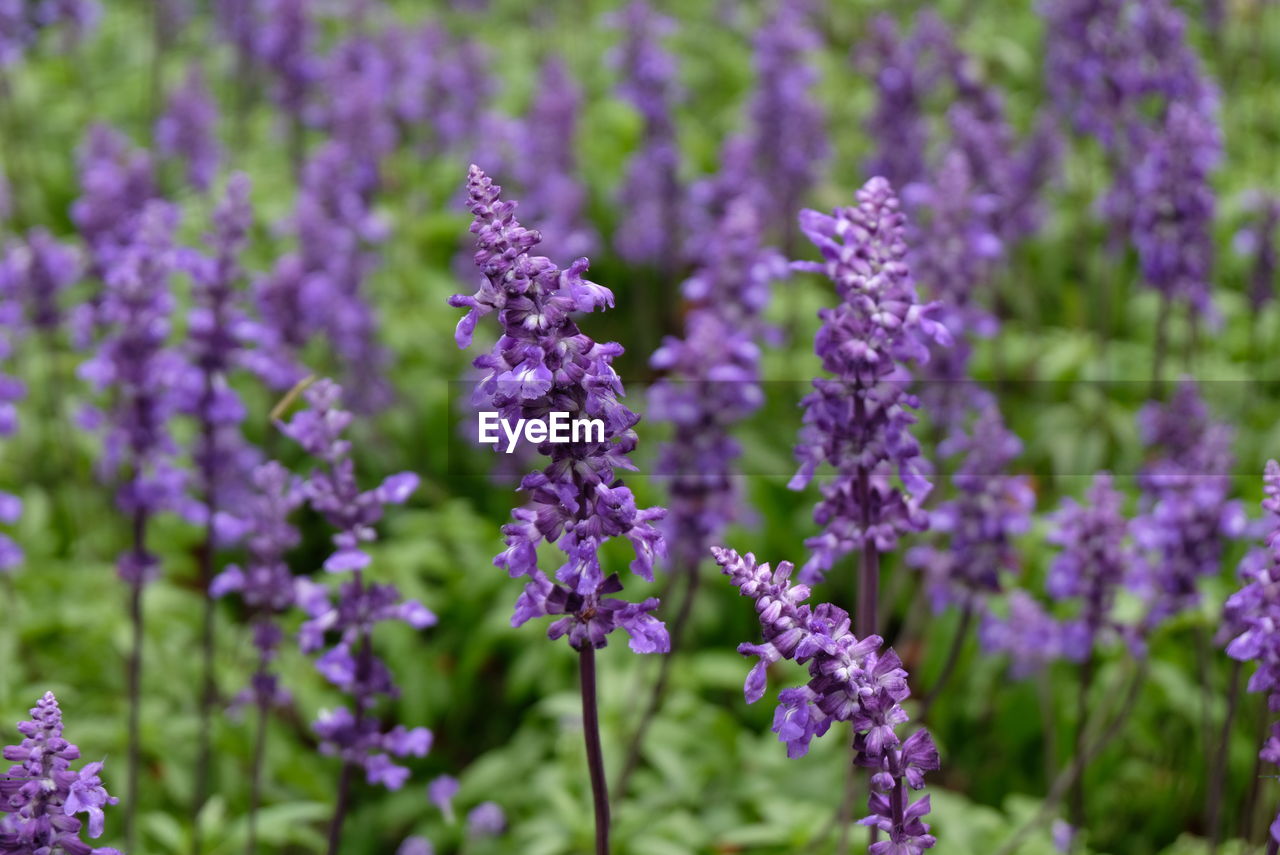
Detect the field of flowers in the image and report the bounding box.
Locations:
[1,0,1279,853]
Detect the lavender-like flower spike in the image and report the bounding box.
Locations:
[1046,472,1134,657]
[1236,192,1280,313]
[0,692,123,855]
[3,228,82,335]
[907,407,1033,613]
[279,379,434,794]
[0,247,25,572]
[1131,380,1244,628]
[610,0,681,269]
[211,460,302,709]
[79,200,189,575]
[515,58,599,264]
[450,165,669,654]
[1225,460,1280,849]
[747,0,827,245]
[71,124,157,278]
[790,177,951,583]
[154,65,220,193]
[714,547,939,853]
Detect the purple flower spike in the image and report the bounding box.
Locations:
[155,64,220,192]
[1226,461,1280,845]
[450,166,669,654]
[1236,192,1280,313]
[0,692,123,854]
[279,379,432,790]
[789,177,951,583]
[715,547,939,853]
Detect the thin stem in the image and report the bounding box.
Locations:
[579,646,611,855]
[856,474,878,639]
[993,659,1147,855]
[327,572,371,855]
[246,645,272,855]
[124,508,148,854]
[1152,294,1171,396]
[1070,652,1095,836]
[193,410,218,854]
[1208,660,1242,854]
[918,604,974,723]
[326,761,355,855]
[615,558,700,800]
[1038,671,1057,791]
[1244,699,1270,844]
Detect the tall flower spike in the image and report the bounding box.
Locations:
[0,692,122,855]
[279,379,434,793]
[747,0,827,245]
[789,176,951,583]
[1046,472,1134,659]
[610,0,681,269]
[515,57,598,265]
[1131,380,1243,628]
[907,406,1033,613]
[449,165,669,654]
[1225,461,1280,849]
[154,64,220,193]
[0,242,25,572]
[1236,192,1280,314]
[71,124,157,278]
[714,547,939,853]
[3,228,82,335]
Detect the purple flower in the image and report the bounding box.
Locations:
[396,837,433,855]
[71,124,157,278]
[1046,473,1134,654]
[1131,380,1243,627]
[0,692,122,855]
[981,591,1086,679]
[0,234,28,571]
[789,177,951,583]
[450,165,669,654]
[256,0,317,120]
[427,775,458,821]
[280,379,433,789]
[907,406,1033,612]
[466,802,505,838]
[1225,460,1280,844]
[155,65,220,192]
[1236,192,1280,312]
[715,547,938,853]
[514,58,598,265]
[2,228,82,334]
[747,0,827,243]
[609,1,681,268]
[319,33,399,193]
[78,201,189,582]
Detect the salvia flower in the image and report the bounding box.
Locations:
[154,65,220,193]
[256,0,317,121]
[715,547,939,853]
[1046,472,1134,655]
[789,176,950,583]
[1236,191,1280,313]
[0,692,122,855]
[210,460,303,709]
[427,775,458,821]
[649,191,786,569]
[609,0,681,268]
[747,0,827,244]
[71,125,157,278]
[0,251,24,571]
[78,201,190,582]
[1131,380,1244,627]
[907,406,1033,612]
[515,57,598,265]
[1225,460,1280,847]
[280,379,434,789]
[980,590,1085,679]
[466,802,505,838]
[397,837,433,855]
[2,228,82,335]
[449,165,669,654]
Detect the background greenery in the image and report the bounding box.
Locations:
[2,0,1279,853]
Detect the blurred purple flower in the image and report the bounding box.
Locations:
[155,65,220,192]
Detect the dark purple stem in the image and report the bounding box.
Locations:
[579,645,611,855]
[124,507,148,854]
[246,638,272,855]
[326,571,371,855]
[1070,652,1095,840]
[1208,659,1241,854]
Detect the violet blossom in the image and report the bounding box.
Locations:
[0,692,122,855]
[1225,460,1280,848]
[789,176,950,584]
[610,0,681,269]
[715,547,940,854]
[2,228,82,336]
[280,379,434,790]
[154,65,220,193]
[0,245,24,571]
[1236,191,1280,313]
[449,165,669,654]
[71,125,157,279]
